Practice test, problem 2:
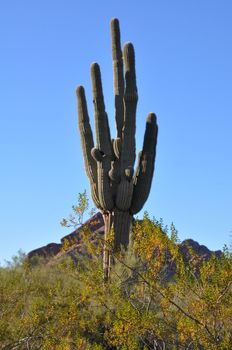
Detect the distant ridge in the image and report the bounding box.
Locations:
[27,212,104,260]
[28,212,222,263]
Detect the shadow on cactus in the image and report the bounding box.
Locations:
[76,18,158,278]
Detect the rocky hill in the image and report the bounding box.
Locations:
[28,212,222,265]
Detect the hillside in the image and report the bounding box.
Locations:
[28,212,222,264]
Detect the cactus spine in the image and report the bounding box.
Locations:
[77,19,158,273]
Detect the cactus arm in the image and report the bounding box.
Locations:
[109,18,124,187]
[114,43,138,211]
[91,63,112,155]
[111,18,124,139]
[130,113,158,214]
[121,43,138,177]
[114,43,137,212]
[91,63,114,210]
[76,86,101,209]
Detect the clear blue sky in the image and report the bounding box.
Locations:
[0,0,231,264]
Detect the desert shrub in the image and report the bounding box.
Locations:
[1,215,231,349]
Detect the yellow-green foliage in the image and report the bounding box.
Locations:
[1,217,232,349]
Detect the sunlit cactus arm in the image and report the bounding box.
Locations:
[108,18,124,186]
[130,113,158,214]
[91,63,112,156]
[91,63,114,210]
[115,43,137,211]
[111,18,124,139]
[76,86,101,209]
[121,43,138,177]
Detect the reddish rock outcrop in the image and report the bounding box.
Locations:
[28,213,221,265]
[28,212,104,260]
[28,243,62,260]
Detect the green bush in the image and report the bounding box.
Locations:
[1,216,231,349]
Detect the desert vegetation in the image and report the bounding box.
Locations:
[1,206,231,349]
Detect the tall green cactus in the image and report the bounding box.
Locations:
[77,19,158,274]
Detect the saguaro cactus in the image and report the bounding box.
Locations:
[77,19,158,275]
